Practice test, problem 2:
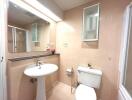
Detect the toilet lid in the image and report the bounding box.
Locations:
[75,84,96,100]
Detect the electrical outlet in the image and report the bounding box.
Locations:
[63,42,68,47]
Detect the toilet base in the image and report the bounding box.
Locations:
[75,84,96,100]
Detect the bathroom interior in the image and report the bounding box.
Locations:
[0,0,132,100]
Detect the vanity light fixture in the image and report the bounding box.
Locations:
[23,0,62,22]
[9,0,54,23]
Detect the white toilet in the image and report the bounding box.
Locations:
[75,66,102,100]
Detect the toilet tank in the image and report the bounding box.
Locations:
[77,66,102,89]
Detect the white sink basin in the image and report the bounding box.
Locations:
[24,64,58,78]
[24,63,58,100]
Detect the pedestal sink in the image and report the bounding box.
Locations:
[24,64,58,100]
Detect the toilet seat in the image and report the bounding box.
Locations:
[75,84,96,100]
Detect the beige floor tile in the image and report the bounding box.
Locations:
[47,82,75,100]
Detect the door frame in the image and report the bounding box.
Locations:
[0,0,8,100]
[118,3,132,100]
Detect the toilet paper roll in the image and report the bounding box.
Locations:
[66,68,73,76]
[66,68,72,72]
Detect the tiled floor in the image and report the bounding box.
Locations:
[47,82,75,100]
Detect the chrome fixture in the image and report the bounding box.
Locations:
[36,59,43,69]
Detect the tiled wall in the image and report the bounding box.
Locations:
[56,0,131,100]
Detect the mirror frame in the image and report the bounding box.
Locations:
[8,0,56,53]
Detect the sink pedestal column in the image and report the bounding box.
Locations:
[36,77,46,100]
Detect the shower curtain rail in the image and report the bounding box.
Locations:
[8,25,27,31]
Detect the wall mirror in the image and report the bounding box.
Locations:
[8,1,56,53]
[82,4,100,41]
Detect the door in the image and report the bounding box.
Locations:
[0,0,7,100]
[123,6,132,97]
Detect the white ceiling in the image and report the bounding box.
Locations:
[53,0,94,11]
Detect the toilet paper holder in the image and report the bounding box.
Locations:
[66,68,73,76]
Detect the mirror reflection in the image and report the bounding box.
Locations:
[8,2,55,53]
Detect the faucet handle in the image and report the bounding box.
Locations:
[37,60,44,64]
[88,63,93,68]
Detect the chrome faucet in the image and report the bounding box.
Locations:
[36,59,43,68]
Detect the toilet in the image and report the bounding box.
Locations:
[75,66,102,100]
